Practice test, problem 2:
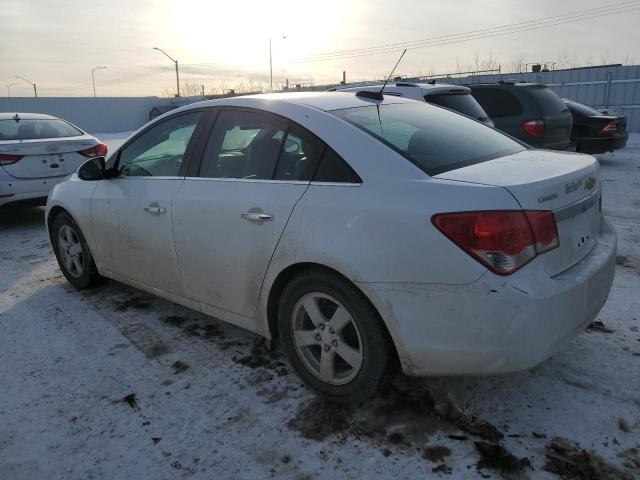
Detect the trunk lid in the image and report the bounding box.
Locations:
[0,137,97,178]
[435,149,601,275]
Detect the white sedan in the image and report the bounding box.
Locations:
[0,113,106,210]
[45,92,616,403]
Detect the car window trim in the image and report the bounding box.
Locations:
[189,106,361,184]
[110,108,209,179]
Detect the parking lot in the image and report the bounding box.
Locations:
[1,134,639,479]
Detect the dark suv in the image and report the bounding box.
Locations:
[469,82,573,150]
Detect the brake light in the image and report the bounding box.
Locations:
[78,143,108,158]
[0,153,24,165]
[597,121,618,135]
[432,210,559,275]
[522,119,545,137]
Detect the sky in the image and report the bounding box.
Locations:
[1,0,639,97]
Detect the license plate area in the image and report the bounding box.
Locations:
[546,190,601,276]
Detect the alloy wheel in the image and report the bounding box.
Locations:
[290,292,364,385]
[57,224,84,278]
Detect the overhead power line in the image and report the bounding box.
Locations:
[293,0,640,63]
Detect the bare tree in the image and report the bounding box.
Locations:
[509,53,526,74]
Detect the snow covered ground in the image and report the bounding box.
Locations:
[1,135,639,479]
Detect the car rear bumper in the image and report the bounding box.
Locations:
[576,134,629,154]
[0,173,67,208]
[360,217,617,376]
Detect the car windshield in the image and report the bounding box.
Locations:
[426,93,489,121]
[332,102,524,176]
[0,119,83,141]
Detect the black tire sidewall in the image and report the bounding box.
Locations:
[278,270,391,403]
[51,212,99,289]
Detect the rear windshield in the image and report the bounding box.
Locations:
[525,87,568,115]
[332,102,524,176]
[0,119,83,141]
[426,93,489,121]
[565,101,602,116]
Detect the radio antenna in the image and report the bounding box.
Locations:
[355,49,407,101]
[379,49,407,95]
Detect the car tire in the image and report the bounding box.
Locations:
[278,269,394,403]
[51,212,102,289]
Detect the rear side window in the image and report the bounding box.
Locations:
[471,88,523,118]
[199,110,286,179]
[526,87,569,115]
[426,93,489,121]
[0,119,83,140]
[313,148,361,183]
[274,125,325,181]
[333,102,524,176]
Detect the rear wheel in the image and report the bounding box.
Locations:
[278,269,394,403]
[51,212,102,289]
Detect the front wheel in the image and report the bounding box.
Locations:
[51,212,102,289]
[278,269,394,403]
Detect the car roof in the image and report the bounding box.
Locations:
[0,112,59,121]
[333,82,471,96]
[177,91,418,113]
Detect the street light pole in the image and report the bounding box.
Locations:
[153,47,180,97]
[269,35,286,92]
[6,82,18,97]
[91,66,107,98]
[15,75,37,97]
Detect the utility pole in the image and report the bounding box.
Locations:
[153,47,180,97]
[15,75,37,97]
[91,66,107,98]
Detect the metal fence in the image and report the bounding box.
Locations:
[0,96,206,133]
[2,64,640,132]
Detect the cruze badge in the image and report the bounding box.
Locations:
[585,177,597,190]
[538,192,558,203]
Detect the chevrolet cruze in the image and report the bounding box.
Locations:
[46,92,616,403]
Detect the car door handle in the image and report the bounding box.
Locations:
[241,212,273,223]
[144,204,166,215]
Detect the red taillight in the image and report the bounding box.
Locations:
[78,143,108,158]
[432,210,559,275]
[522,119,545,138]
[0,153,24,165]
[597,121,618,135]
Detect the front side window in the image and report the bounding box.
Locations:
[332,102,524,176]
[0,119,83,140]
[118,112,202,177]
[199,110,286,179]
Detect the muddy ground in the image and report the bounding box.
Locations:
[1,136,639,479]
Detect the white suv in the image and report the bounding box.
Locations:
[331,82,494,127]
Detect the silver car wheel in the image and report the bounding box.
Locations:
[57,224,84,278]
[291,292,364,385]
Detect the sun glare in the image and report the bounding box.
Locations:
[169,0,351,75]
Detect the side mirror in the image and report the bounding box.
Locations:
[78,156,106,181]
